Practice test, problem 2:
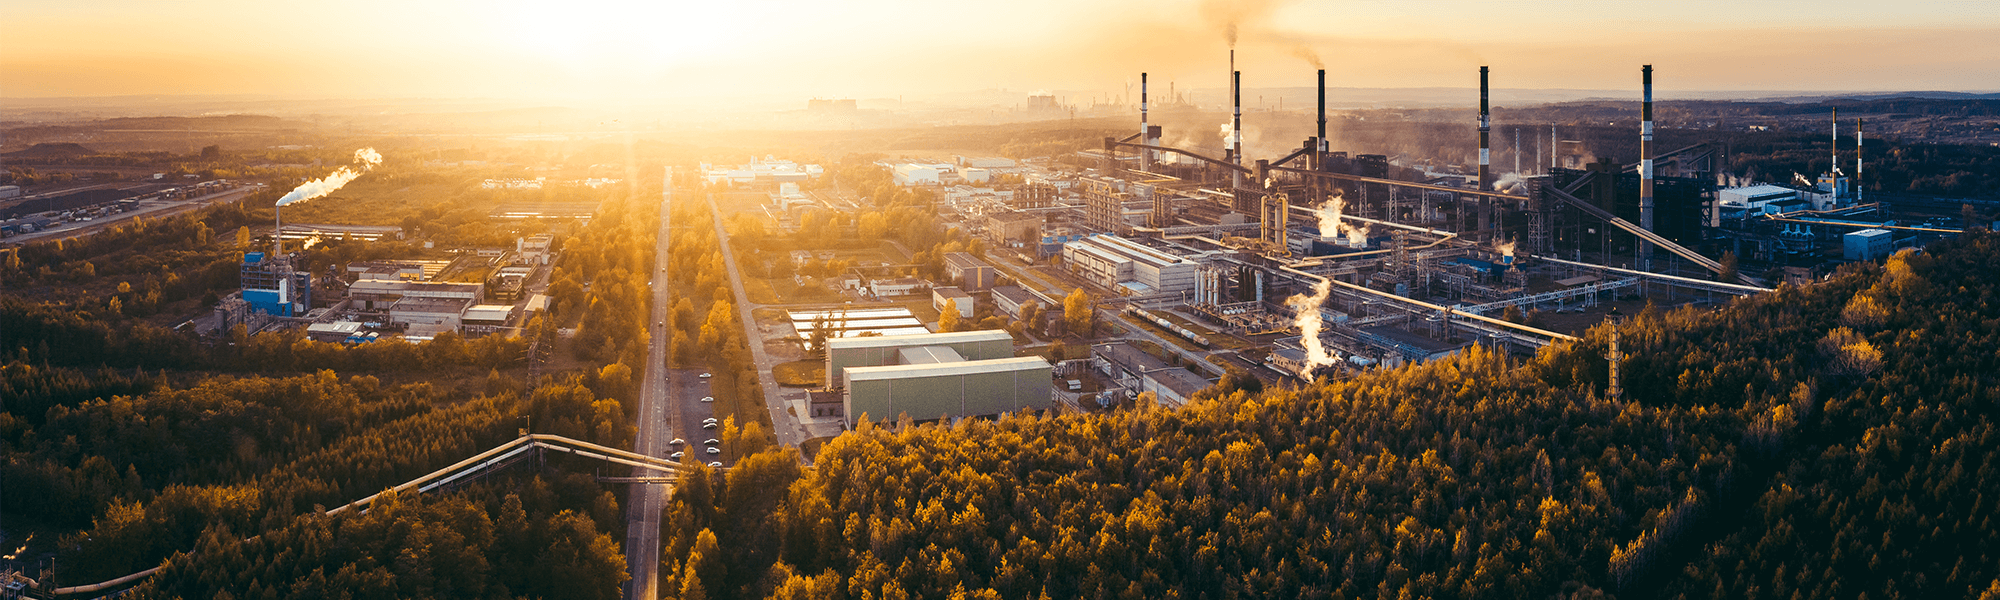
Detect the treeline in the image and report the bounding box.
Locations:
[652,232,2000,599]
[4,369,634,586]
[1658,233,2000,598]
[133,480,629,600]
[5,181,666,596]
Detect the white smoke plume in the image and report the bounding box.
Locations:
[1315,194,1370,247]
[1285,277,1337,377]
[277,148,383,207]
[1494,172,1524,194]
[1496,238,1517,259]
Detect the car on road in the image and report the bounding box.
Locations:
[670,451,684,460]
[707,461,722,468]
[705,447,721,455]
[699,372,711,379]
[702,417,718,424]
[703,439,720,445]
[700,396,714,403]
[702,422,718,429]
[670,438,685,446]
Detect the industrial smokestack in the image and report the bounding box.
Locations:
[1856,117,1864,204]
[1232,69,1244,189]
[1831,107,1840,178]
[1140,72,1151,173]
[1639,65,1655,271]
[1317,69,1327,152]
[1478,66,1491,240]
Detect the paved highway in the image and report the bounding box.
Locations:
[622,167,680,600]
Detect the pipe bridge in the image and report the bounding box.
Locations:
[48,434,694,598]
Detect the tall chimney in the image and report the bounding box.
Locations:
[1831,107,1839,178]
[1140,72,1151,173]
[1478,66,1491,240]
[1856,117,1864,204]
[1317,69,1327,152]
[1232,69,1244,189]
[1639,65,1655,271]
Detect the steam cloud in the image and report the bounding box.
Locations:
[277,148,383,207]
[1315,194,1370,247]
[1285,278,1337,377]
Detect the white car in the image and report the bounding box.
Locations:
[702,417,719,424]
[670,451,684,460]
[703,439,720,446]
[700,396,714,403]
[699,372,711,379]
[705,447,721,455]
[707,461,723,468]
[669,438,685,446]
[702,422,718,429]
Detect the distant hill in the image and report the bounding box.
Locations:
[2,142,97,158]
[92,114,303,130]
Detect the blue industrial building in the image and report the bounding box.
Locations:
[241,252,312,316]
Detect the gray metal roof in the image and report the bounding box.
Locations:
[845,356,1052,381]
[827,329,1011,351]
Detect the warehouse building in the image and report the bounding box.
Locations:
[1061,234,1198,296]
[348,280,485,310]
[944,252,996,290]
[826,331,1050,427]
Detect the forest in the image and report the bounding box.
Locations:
[647,231,1999,600]
[0,176,668,599]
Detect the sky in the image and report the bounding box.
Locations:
[6,0,1999,104]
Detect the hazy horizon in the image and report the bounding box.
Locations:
[7,0,1998,106]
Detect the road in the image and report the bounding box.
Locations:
[707,194,810,450]
[622,167,681,600]
[3,187,255,246]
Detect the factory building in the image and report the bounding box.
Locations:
[347,280,485,311]
[1080,175,1150,233]
[1844,229,1894,261]
[991,285,1038,319]
[932,287,975,319]
[1091,341,1212,408]
[700,156,822,186]
[389,297,474,333]
[943,252,996,290]
[1061,235,1198,296]
[985,211,1043,247]
[892,163,949,186]
[826,331,1050,427]
[240,252,312,317]
[1715,185,1802,225]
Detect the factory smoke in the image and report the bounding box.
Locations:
[1199,0,1287,48]
[1290,45,1324,69]
[277,148,383,207]
[1285,278,1337,377]
[1315,194,1370,246]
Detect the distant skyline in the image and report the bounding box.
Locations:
[7,0,1998,105]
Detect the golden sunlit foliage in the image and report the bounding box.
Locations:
[658,231,2000,600]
